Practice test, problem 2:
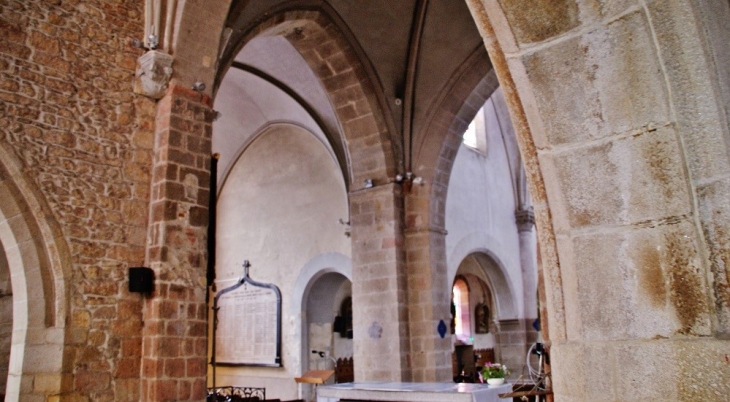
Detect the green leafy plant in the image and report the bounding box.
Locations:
[481,363,509,379]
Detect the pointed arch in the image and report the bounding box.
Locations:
[291,252,352,397]
[448,232,519,320]
[0,146,71,399]
[218,1,399,187]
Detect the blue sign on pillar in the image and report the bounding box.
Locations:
[437,320,447,338]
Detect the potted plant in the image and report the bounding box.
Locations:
[481,363,509,386]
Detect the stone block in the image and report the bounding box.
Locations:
[33,373,62,393]
[497,0,580,45]
[546,125,691,229]
[614,340,679,400]
[572,218,711,341]
[321,69,359,93]
[114,358,140,379]
[550,342,588,399]
[589,0,641,22]
[522,9,670,146]
[672,338,730,399]
[696,176,730,335]
[74,370,111,394]
[647,0,730,181]
[164,358,186,377]
[114,378,141,402]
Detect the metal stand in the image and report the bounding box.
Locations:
[498,343,552,401]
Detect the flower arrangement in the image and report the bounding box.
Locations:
[481,362,509,379]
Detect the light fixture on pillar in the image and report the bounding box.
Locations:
[395,171,425,194]
[192,81,206,92]
[364,179,373,188]
[338,218,351,238]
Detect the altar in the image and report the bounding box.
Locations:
[316,382,512,402]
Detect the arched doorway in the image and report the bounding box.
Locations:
[450,251,533,383]
[304,272,352,374]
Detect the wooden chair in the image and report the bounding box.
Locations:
[474,348,495,368]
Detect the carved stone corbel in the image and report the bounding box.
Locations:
[133,50,173,99]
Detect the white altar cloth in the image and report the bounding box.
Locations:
[316,382,512,402]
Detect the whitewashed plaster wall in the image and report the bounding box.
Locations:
[212,124,350,400]
[213,66,330,188]
[446,88,531,326]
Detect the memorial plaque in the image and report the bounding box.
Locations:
[212,261,282,367]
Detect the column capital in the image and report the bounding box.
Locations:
[515,207,535,232]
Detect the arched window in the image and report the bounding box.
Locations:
[452,277,471,341]
[462,119,479,149]
[462,104,487,154]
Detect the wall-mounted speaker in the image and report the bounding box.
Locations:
[129,267,155,293]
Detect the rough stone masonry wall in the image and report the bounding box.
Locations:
[0,1,154,400]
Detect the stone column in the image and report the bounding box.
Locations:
[489,207,538,378]
[515,206,538,331]
[496,318,527,378]
[350,183,410,382]
[142,85,213,401]
[403,182,452,382]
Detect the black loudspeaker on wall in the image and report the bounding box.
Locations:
[128,267,155,293]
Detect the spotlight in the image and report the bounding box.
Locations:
[192,81,206,92]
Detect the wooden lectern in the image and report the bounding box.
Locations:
[295,370,334,402]
[295,370,334,384]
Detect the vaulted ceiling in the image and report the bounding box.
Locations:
[213,0,491,187]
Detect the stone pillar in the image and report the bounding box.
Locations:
[403,182,452,382]
[142,85,212,401]
[496,318,527,379]
[515,207,538,340]
[515,206,540,379]
[466,0,730,399]
[350,183,410,382]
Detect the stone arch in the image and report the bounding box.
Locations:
[462,0,565,343]
[402,46,499,233]
[290,253,352,378]
[218,2,399,187]
[414,54,500,234]
[411,47,497,192]
[448,233,519,320]
[0,146,71,399]
[464,0,730,399]
[163,0,730,397]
